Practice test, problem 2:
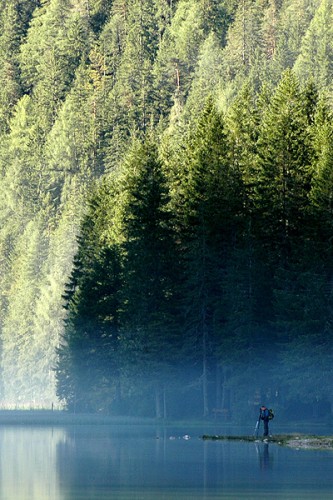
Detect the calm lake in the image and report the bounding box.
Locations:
[1,421,333,499]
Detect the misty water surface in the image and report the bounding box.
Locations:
[1,423,333,499]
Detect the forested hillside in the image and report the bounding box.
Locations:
[0,0,332,420]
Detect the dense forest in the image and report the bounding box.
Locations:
[0,0,333,420]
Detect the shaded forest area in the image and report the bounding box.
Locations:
[0,0,333,420]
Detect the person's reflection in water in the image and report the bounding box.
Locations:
[256,443,273,470]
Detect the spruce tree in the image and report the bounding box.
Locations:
[1,216,49,407]
[56,182,122,412]
[272,0,319,77]
[222,0,264,80]
[152,0,206,118]
[183,33,224,123]
[254,70,314,258]
[174,100,243,416]
[310,98,333,240]
[294,0,333,90]
[19,0,92,133]
[117,138,180,417]
[0,1,23,134]
[253,71,319,387]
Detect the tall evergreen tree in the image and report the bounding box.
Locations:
[271,0,319,78]
[107,0,159,134]
[117,138,181,417]
[253,71,319,389]
[173,100,243,416]
[1,216,48,406]
[19,0,92,133]
[222,0,264,81]
[45,62,103,213]
[183,33,224,123]
[310,98,333,239]
[217,82,271,409]
[153,0,206,118]
[0,1,23,134]
[254,70,314,258]
[56,182,123,412]
[294,0,333,91]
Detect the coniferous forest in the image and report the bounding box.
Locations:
[1,0,333,420]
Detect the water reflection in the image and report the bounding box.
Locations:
[56,425,230,498]
[0,427,65,500]
[256,442,273,470]
[0,425,333,499]
[57,426,281,498]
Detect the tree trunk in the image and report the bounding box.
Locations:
[155,383,162,418]
[202,307,209,417]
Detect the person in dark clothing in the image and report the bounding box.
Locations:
[260,405,270,437]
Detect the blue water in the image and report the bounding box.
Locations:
[0,423,333,499]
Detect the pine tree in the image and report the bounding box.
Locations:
[153,0,176,43]
[174,100,243,416]
[32,200,83,408]
[226,81,261,190]
[1,216,49,407]
[252,72,323,399]
[273,84,333,413]
[0,95,42,217]
[152,0,206,118]
[261,0,279,61]
[217,81,272,404]
[107,0,159,134]
[294,0,333,91]
[44,62,103,213]
[222,0,264,81]
[84,0,113,33]
[254,70,314,258]
[19,0,92,133]
[56,182,123,412]
[0,1,23,134]
[199,0,233,45]
[117,138,181,417]
[310,99,333,238]
[272,0,319,77]
[183,33,224,123]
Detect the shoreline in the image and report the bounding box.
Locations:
[0,410,332,449]
[0,410,157,426]
[201,434,333,450]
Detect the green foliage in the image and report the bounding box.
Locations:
[310,100,333,236]
[0,1,23,134]
[254,70,314,255]
[183,33,224,122]
[1,216,49,406]
[272,0,319,76]
[118,139,181,415]
[57,185,123,412]
[153,0,206,117]
[294,0,333,90]
[19,0,92,133]
[1,0,333,419]
[222,0,264,80]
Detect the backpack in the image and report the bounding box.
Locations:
[260,406,274,420]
